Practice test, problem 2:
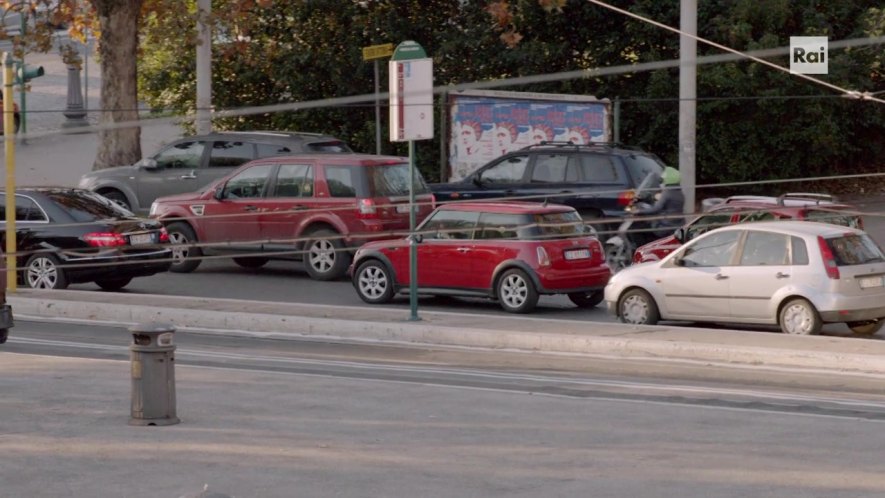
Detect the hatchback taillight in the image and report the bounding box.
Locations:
[817,236,840,279]
[84,232,127,247]
[536,246,551,267]
[358,199,378,219]
[159,227,170,243]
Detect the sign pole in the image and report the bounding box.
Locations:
[3,52,18,292]
[389,40,433,322]
[374,59,381,155]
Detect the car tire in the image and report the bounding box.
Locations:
[568,291,605,308]
[618,288,659,325]
[233,257,269,269]
[779,298,822,335]
[354,259,395,304]
[304,229,350,281]
[847,320,884,336]
[100,190,132,211]
[0,328,7,344]
[496,268,539,313]
[24,253,69,290]
[94,277,133,291]
[166,222,203,273]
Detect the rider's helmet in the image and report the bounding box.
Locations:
[662,166,680,186]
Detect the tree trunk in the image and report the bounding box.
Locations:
[91,0,143,170]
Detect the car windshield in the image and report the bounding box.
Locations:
[46,190,133,222]
[519,210,590,239]
[825,234,885,265]
[368,163,430,197]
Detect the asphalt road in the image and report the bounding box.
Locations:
[6,320,885,497]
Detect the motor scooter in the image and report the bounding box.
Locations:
[604,171,661,272]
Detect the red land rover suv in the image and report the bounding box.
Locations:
[150,154,435,281]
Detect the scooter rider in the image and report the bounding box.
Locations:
[633,166,685,239]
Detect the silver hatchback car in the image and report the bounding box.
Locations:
[605,221,885,335]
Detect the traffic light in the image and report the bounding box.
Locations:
[15,64,44,84]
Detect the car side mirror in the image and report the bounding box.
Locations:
[214,185,226,200]
[138,158,159,170]
[673,227,685,243]
[410,233,424,244]
[673,256,685,267]
[472,175,483,187]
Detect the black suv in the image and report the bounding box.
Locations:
[431,142,666,228]
[78,130,353,213]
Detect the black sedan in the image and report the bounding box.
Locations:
[0,188,173,290]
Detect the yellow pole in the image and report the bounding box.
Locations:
[3,52,17,292]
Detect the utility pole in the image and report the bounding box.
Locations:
[679,0,697,214]
[195,0,212,135]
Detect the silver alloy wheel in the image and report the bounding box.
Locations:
[168,231,189,265]
[781,302,815,334]
[500,273,528,308]
[27,256,59,289]
[309,239,336,274]
[620,293,649,324]
[358,266,388,300]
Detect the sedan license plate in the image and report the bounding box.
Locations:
[564,248,591,260]
[129,233,154,245]
[859,276,884,289]
[396,204,412,214]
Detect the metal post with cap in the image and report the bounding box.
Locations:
[389,40,433,321]
[3,52,17,292]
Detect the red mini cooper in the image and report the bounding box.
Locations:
[350,201,611,313]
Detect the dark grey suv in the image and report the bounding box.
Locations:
[78,130,352,212]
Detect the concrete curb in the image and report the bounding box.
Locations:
[10,294,885,375]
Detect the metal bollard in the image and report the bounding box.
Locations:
[129,323,179,426]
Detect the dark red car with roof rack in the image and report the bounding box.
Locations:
[350,201,611,313]
[632,192,864,264]
[150,153,435,281]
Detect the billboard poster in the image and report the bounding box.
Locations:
[448,90,610,181]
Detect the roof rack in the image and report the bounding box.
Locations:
[722,192,838,207]
[519,141,646,152]
[776,192,837,205]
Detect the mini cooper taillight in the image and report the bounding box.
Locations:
[536,246,551,267]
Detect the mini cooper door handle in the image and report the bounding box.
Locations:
[776,272,790,279]
[244,205,258,212]
[714,273,729,280]
[289,206,308,211]
[457,247,471,253]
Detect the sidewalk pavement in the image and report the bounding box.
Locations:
[9,288,885,375]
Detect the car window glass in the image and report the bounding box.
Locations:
[209,141,255,168]
[274,164,313,198]
[154,141,205,169]
[369,163,430,196]
[580,154,620,182]
[531,154,569,183]
[15,196,46,222]
[825,235,885,266]
[43,190,129,222]
[623,154,665,185]
[256,143,293,158]
[739,231,789,266]
[686,213,733,240]
[680,230,740,267]
[480,155,529,184]
[324,166,359,198]
[419,210,480,240]
[476,213,521,239]
[791,236,809,265]
[521,211,587,239]
[223,164,273,199]
[804,209,863,229]
[739,211,776,223]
